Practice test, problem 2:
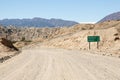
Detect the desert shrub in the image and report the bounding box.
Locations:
[114,37,120,41]
[11,41,17,43]
[89,27,94,29]
[117,19,120,21]
[24,40,32,42]
[81,27,86,30]
[114,33,119,36]
[21,37,25,41]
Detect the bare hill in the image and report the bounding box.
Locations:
[98,11,120,23]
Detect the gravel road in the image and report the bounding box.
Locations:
[0,48,120,80]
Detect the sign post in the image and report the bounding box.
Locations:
[97,42,99,49]
[89,42,90,49]
[87,36,100,49]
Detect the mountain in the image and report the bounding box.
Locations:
[98,12,120,23]
[0,18,79,27]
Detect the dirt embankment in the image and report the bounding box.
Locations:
[0,38,19,63]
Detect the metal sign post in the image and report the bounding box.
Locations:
[89,42,90,49]
[97,42,99,49]
[87,36,100,49]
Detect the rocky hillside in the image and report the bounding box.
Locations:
[41,21,120,57]
[0,20,120,42]
[0,24,98,42]
[98,12,120,23]
[0,18,78,27]
[0,20,120,57]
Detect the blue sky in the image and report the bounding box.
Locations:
[0,0,120,23]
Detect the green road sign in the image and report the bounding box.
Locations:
[87,36,100,42]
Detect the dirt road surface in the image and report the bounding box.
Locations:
[0,47,120,80]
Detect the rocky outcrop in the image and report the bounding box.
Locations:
[1,38,19,51]
[0,38,19,63]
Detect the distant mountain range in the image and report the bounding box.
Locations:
[0,18,79,27]
[98,12,120,23]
